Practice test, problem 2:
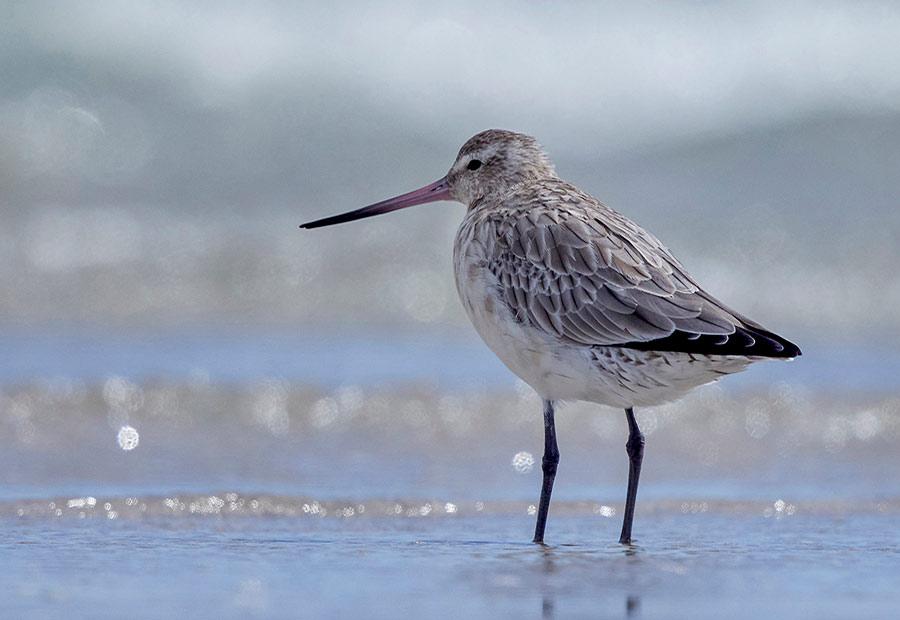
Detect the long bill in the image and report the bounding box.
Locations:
[299,176,452,229]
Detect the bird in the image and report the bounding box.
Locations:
[300,129,800,545]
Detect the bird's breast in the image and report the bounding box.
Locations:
[453,218,593,400]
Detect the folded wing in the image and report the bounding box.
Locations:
[484,187,800,358]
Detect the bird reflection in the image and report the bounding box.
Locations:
[537,546,641,619]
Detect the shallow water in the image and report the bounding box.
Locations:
[4,505,900,619]
[2,331,899,617]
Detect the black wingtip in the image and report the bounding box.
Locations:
[622,325,801,358]
[744,325,801,358]
[777,338,802,358]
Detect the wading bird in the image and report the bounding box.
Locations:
[301,130,800,545]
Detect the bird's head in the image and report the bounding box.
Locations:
[446,129,556,206]
[300,129,556,229]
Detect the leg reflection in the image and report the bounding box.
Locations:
[540,546,556,619]
[542,596,554,619]
[626,594,641,617]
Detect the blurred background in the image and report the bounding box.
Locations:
[2,2,900,617]
[3,0,899,525]
[3,1,900,336]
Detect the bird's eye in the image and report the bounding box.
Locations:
[467,159,482,171]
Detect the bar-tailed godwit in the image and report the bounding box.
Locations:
[301,129,800,545]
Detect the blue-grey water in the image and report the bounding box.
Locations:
[5,509,900,619]
[3,330,899,618]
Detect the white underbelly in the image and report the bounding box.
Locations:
[457,269,594,398]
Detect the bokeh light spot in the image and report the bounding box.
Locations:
[117,425,140,450]
[511,451,535,474]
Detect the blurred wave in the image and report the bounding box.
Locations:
[0,114,898,338]
[1,2,899,339]
[3,377,898,502]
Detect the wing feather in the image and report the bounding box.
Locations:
[480,181,799,357]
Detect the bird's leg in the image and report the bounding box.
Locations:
[532,399,559,545]
[619,407,645,545]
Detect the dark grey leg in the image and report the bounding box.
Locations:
[619,407,645,544]
[532,399,559,544]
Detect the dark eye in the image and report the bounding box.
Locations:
[467,159,482,171]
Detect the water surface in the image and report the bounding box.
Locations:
[2,332,898,618]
